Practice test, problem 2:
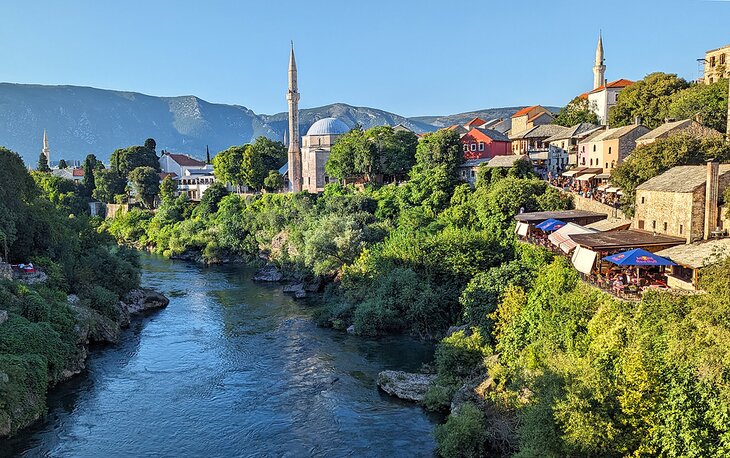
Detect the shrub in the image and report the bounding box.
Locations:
[435,329,491,379]
[434,402,490,458]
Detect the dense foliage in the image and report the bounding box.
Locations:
[0,146,140,435]
[552,96,599,127]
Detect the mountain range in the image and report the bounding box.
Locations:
[0,82,559,164]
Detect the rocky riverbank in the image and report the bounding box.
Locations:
[0,288,169,437]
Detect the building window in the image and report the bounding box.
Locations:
[679,224,683,234]
[611,160,615,168]
[652,221,656,230]
[641,196,645,204]
[663,222,668,232]
[608,147,612,155]
[470,171,475,178]
[710,56,716,67]
[470,143,477,152]
[605,162,608,169]
[478,142,484,151]
[638,220,645,230]
[463,144,468,152]
[721,54,726,65]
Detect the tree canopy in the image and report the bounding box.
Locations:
[37,152,50,172]
[128,166,160,208]
[110,144,159,178]
[553,96,599,127]
[609,72,690,128]
[668,78,728,133]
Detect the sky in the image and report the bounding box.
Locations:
[1,0,728,118]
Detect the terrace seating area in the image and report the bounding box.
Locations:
[515,210,689,299]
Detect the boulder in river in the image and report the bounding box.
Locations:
[377,370,436,402]
[253,265,283,282]
[283,282,307,299]
[121,288,170,315]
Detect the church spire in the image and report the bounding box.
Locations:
[286,42,302,192]
[593,32,606,90]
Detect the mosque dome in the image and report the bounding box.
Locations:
[305,117,350,136]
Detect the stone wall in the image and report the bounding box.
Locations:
[105,204,128,219]
[634,189,697,242]
[571,192,628,220]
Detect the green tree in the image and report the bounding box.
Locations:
[128,166,160,208]
[668,78,728,133]
[37,152,50,172]
[609,72,690,128]
[326,126,376,182]
[144,138,157,153]
[368,126,418,181]
[212,145,246,191]
[110,145,160,178]
[263,170,285,192]
[413,128,463,176]
[194,182,228,216]
[159,175,177,203]
[553,96,599,127]
[82,154,97,198]
[93,169,127,203]
[58,159,68,169]
[241,144,266,190]
[251,136,287,172]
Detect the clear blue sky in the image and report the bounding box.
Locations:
[1,0,728,117]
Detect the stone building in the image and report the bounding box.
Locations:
[301,117,350,193]
[578,123,649,172]
[510,106,554,137]
[635,119,722,146]
[634,161,730,243]
[703,44,730,84]
[544,122,601,169]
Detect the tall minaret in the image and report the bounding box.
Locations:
[287,42,302,192]
[593,32,606,90]
[42,129,51,166]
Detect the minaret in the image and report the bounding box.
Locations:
[42,129,51,166]
[286,42,302,192]
[593,32,606,90]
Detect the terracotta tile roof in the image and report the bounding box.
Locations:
[512,105,539,118]
[527,111,554,124]
[578,92,589,100]
[589,78,634,94]
[465,117,487,127]
[166,152,206,167]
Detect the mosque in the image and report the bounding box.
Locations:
[286,45,349,193]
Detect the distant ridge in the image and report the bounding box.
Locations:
[0,82,559,164]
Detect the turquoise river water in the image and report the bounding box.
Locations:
[0,254,439,457]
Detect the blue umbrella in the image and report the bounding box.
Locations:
[535,218,566,232]
[604,248,676,266]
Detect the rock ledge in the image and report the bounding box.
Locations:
[377,370,436,402]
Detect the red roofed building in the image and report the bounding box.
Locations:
[459,127,511,160]
[588,78,633,125]
[159,151,216,201]
[511,105,554,136]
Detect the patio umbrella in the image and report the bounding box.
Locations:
[604,248,676,266]
[535,218,566,232]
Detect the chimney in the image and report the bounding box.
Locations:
[635,116,642,126]
[704,158,720,240]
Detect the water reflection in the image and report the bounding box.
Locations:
[0,255,439,457]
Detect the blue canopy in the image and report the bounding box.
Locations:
[604,248,676,267]
[535,218,566,232]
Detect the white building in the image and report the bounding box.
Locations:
[159,152,214,201]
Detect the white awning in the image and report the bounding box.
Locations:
[595,173,611,179]
[597,184,610,191]
[515,222,529,237]
[571,246,598,274]
[562,170,580,177]
[576,173,597,181]
[606,187,621,193]
[548,223,598,253]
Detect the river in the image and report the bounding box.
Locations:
[0,255,440,457]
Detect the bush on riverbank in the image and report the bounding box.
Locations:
[0,146,142,436]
